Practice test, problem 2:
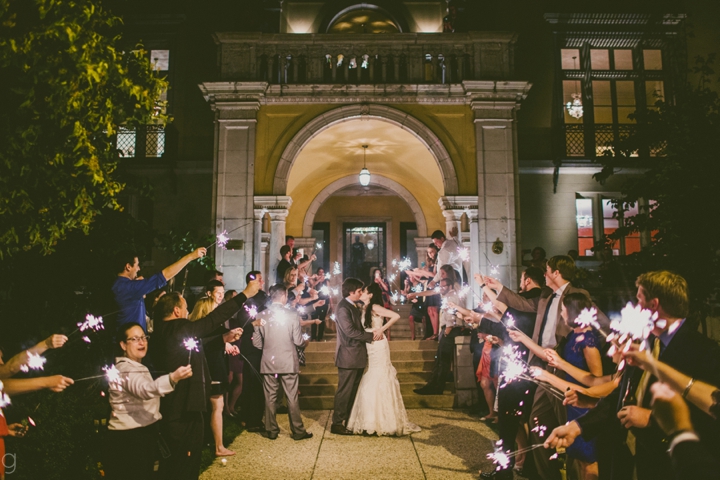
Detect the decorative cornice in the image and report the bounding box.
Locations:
[254,195,293,210]
[198,81,532,107]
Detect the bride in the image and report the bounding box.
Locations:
[347,282,421,436]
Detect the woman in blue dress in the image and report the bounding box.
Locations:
[511,292,603,480]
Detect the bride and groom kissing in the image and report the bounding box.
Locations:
[330,278,421,436]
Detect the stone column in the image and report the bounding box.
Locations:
[466,209,481,299]
[260,232,270,285]
[253,208,266,273]
[255,196,293,284]
[211,102,259,290]
[472,109,523,289]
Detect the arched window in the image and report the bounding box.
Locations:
[327,5,401,33]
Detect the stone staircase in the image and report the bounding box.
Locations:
[299,306,455,410]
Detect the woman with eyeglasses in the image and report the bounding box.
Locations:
[104,322,193,480]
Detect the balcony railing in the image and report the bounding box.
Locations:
[214,32,516,84]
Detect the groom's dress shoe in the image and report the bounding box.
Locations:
[264,431,278,440]
[293,432,314,441]
[330,424,354,435]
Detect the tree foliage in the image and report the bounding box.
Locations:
[0,0,168,258]
[594,56,720,310]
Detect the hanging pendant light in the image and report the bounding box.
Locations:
[358,144,371,186]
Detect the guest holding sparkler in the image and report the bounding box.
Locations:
[414,278,465,395]
[0,334,67,379]
[112,248,207,332]
[104,322,192,480]
[188,292,241,457]
[408,264,459,341]
[545,271,720,480]
[238,271,269,431]
[252,284,313,440]
[309,267,331,341]
[428,230,462,288]
[519,293,603,480]
[482,255,610,480]
[152,278,259,480]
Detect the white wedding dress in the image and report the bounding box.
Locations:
[346,311,421,436]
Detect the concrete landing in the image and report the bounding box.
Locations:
[199,409,504,480]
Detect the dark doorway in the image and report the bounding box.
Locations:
[400,222,418,268]
[343,222,386,284]
[312,222,330,273]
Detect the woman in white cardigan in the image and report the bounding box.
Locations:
[105,322,192,480]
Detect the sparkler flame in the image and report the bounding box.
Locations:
[183,338,200,353]
[78,314,104,333]
[440,298,456,315]
[458,247,470,262]
[0,381,10,408]
[320,285,330,296]
[216,230,230,249]
[575,307,601,330]
[244,304,258,318]
[103,365,123,390]
[302,333,311,341]
[20,352,46,372]
[487,440,511,471]
[315,243,323,250]
[332,262,341,275]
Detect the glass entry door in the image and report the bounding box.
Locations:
[343,223,386,284]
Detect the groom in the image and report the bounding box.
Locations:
[331,278,383,435]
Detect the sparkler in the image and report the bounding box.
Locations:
[606,302,658,372]
[499,346,564,400]
[440,297,456,315]
[184,337,200,364]
[205,220,253,248]
[487,441,511,471]
[0,381,10,408]
[330,314,337,322]
[207,230,230,249]
[332,262,341,275]
[574,307,607,338]
[457,247,470,262]
[76,314,105,334]
[315,243,323,250]
[302,333,311,341]
[320,285,330,296]
[73,364,124,390]
[20,352,46,372]
[244,304,258,319]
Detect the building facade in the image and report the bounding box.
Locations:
[119,1,707,291]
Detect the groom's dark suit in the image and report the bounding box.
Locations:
[332,298,374,428]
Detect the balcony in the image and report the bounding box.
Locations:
[213,32,517,85]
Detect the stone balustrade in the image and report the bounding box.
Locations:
[214,32,517,84]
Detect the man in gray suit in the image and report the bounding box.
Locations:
[252,284,313,441]
[330,277,383,435]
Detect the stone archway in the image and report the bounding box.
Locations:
[301,174,428,237]
[272,104,459,196]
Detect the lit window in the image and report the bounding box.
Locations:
[575,197,594,256]
[145,126,165,158]
[602,199,641,256]
[646,80,665,107]
[117,127,136,158]
[643,50,662,70]
[590,49,610,70]
[613,50,633,70]
[561,49,581,69]
[616,81,636,124]
[150,50,170,71]
[602,199,621,255]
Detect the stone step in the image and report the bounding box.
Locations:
[304,349,436,363]
[301,359,435,374]
[305,340,438,352]
[299,371,433,385]
[300,382,455,397]
[299,392,455,410]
